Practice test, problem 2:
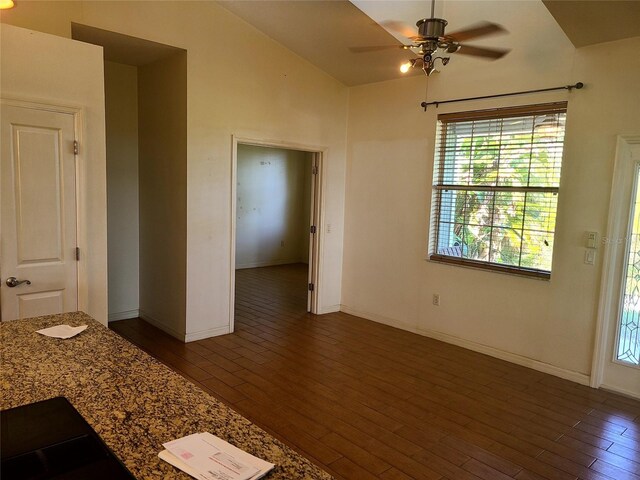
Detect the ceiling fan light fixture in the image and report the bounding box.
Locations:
[0,0,15,9]
[416,17,447,38]
[355,0,510,80]
[400,58,420,73]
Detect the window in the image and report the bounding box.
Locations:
[429,103,567,279]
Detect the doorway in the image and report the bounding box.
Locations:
[592,135,640,399]
[231,139,322,330]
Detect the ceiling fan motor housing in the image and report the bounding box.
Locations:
[416,18,448,39]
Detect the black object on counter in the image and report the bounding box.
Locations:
[1,397,136,480]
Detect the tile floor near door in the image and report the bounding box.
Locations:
[111,264,640,480]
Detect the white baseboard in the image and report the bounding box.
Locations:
[600,384,640,400]
[108,309,139,322]
[318,304,341,315]
[139,310,186,342]
[185,326,230,342]
[340,305,420,333]
[417,326,590,386]
[139,310,230,343]
[340,305,590,386]
[236,259,307,270]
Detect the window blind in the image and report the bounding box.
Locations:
[429,102,567,278]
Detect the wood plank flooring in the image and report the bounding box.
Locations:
[110,263,640,480]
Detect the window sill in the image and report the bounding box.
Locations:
[428,254,551,281]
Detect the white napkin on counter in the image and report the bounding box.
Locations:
[36,324,88,339]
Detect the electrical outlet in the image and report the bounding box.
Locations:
[433,294,440,306]
[326,223,332,234]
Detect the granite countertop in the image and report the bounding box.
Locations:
[0,312,333,480]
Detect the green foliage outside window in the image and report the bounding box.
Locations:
[433,108,566,274]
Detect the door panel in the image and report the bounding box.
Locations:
[18,290,65,319]
[15,126,65,263]
[598,137,640,398]
[1,105,78,321]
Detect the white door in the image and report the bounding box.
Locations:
[307,153,320,313]
[594,136,640,398]
[1,104,79,321]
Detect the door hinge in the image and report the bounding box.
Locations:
[75,247,80,261]
[73,140,79,155]
[308,283,314,292]
[310,225,316,234]
[312,165,318,175]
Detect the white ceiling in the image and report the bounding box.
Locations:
[542,0,640,47]
[218,0,640,87]
[218,0,421,86]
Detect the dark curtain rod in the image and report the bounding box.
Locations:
[420,82,584,111]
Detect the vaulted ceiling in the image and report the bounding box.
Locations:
[218,0,640,87]
[542,0,640,47]
[218,0,415,86]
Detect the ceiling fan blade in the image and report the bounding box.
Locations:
[456,44,510,59]
[445,22,507,42]
[380,20,418,39]
[349,45,413,53]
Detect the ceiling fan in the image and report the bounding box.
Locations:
[353,0,510,76]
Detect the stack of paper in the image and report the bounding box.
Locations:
[159,432,275,480]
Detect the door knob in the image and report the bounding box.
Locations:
[5,277,31,288]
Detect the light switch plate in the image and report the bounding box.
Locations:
[586,231,598,249]
[585,249,596,265]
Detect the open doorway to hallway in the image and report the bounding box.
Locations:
[234,143,320,322]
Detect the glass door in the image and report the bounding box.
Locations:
[616,166,640,368]
[596,137,640,398]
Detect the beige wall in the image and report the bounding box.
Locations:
[1,1,349,339]
[0,23,108,324]
[104,61,139,321]
[8,1,635,388]
[343,35,640,384]
[236,145,312,269]
[138,51,188,338]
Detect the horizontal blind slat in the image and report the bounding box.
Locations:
[434,185,559,193]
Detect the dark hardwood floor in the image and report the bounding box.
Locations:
[110,264,640,480]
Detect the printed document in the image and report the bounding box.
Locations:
[160,433,274,480]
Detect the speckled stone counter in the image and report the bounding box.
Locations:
[1,312,333,480]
